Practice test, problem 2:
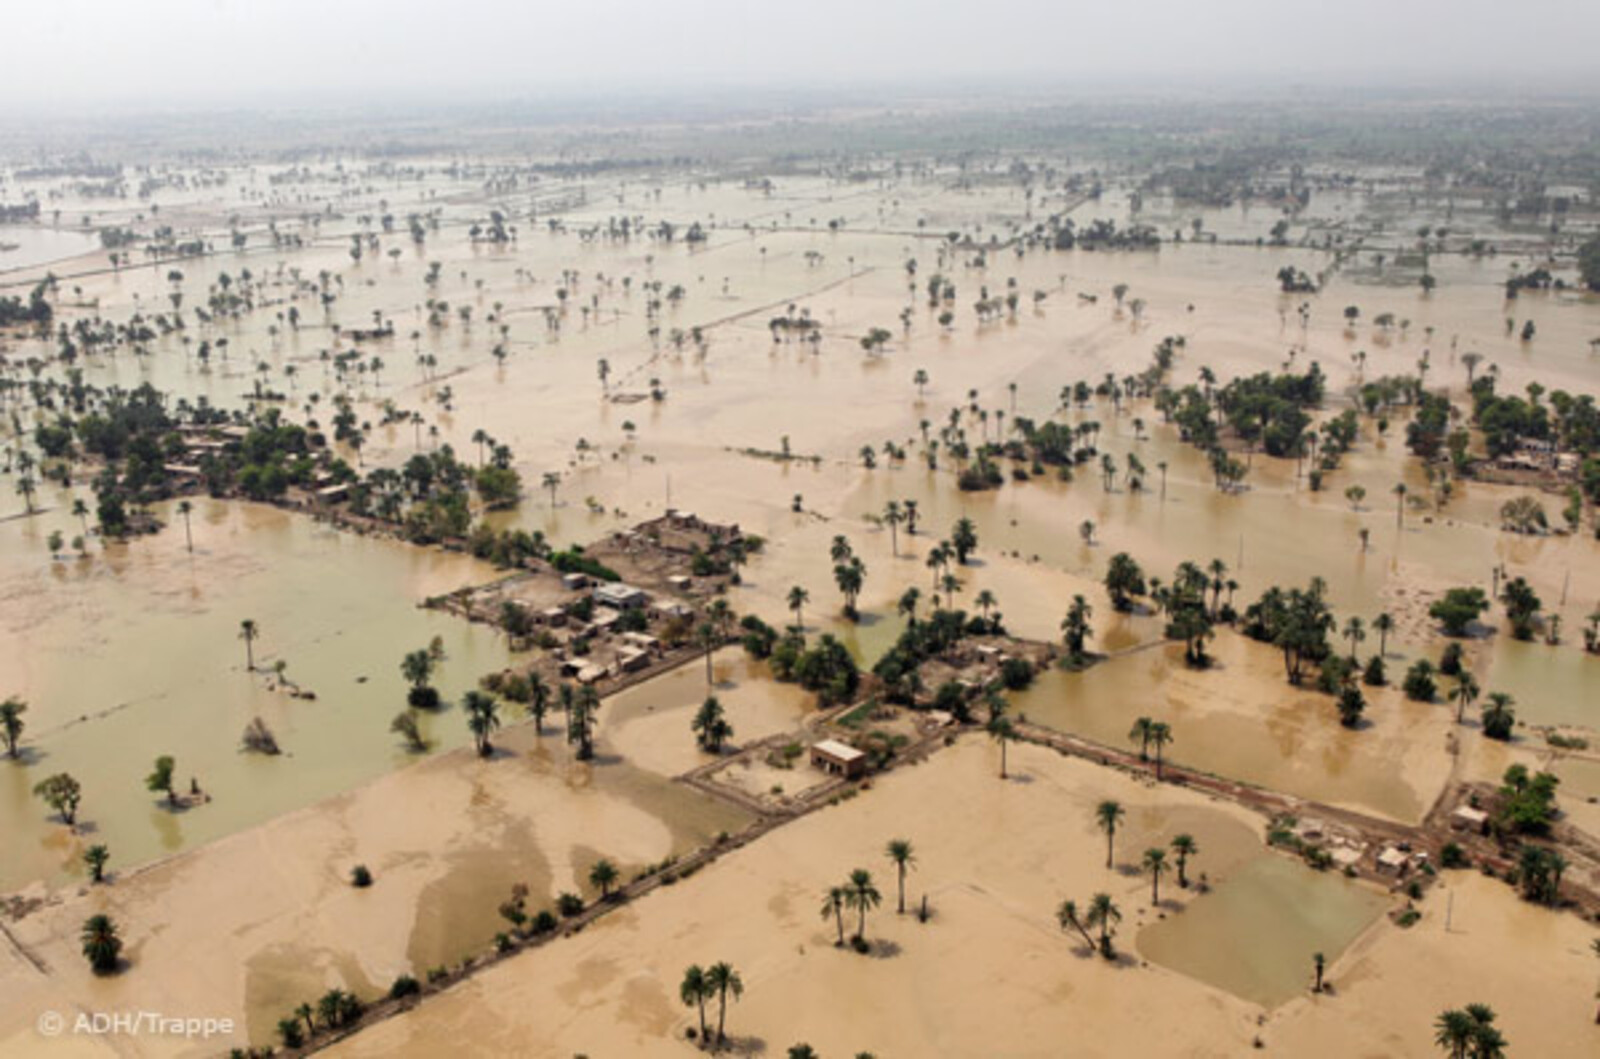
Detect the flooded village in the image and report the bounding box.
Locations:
[2,41,1600,1059]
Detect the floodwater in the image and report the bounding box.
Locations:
[1006,634,1450,823]
[0,496,513,891]
[0,225,100,274]
[2,158,1598,898]
[1138,853,1391,1008]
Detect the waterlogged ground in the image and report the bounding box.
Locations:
[0,151,1597,1055]
[0,497,514,891]
[1138,853,1390,1008]
[2,159,1598,888]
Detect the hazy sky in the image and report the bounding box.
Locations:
[5,0,1598,112]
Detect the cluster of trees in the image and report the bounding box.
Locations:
[1154,561,1217,667]
[351,444,517,543]
[1057,892,1123,959]
[276,987,365,1049]
[1433,1003,1507,1057]
[820,860,894,954]
[679,962,743,1050]
[0,280,53,329]
[1212,367,1327,457]
[872,607,993,706]
[767,632,859,706]
[829,536,867,619]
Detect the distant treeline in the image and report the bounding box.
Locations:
[0,201,41,223]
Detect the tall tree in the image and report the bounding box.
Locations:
[1149,722,1173,780]
[1085,893,1122,959]
[0,697,25,757]
[787,585,809,633]
[886,839,916,914]
[680,965,711,1043]
[463,690,501,756]
[239,619,260,671]
[1170,834,1198,889]
[706,962,743,1046]
[987,715,1015,778]
[177,499,194,553]
[1057,899,1095,951]
[847,868,882,940]
[820,886,847,947]
[1142,847,1168,904]
[1096,800,1125,869]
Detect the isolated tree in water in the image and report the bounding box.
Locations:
[885,838,917,914]
[1095,800,1125,868]
[692,696,733,752]
[239,619,260,670]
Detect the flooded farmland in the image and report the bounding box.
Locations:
[2,63,1599,1059]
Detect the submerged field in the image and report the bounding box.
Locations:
[2,114,1599,1056]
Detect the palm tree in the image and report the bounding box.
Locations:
[693,696,733,752]
[787,585,809,633]
[72,497,90,539]
[0,696,25,758]
[84,844,110,883]
[1128,716,1154,760]
[706,962,743,1046]
[1434,1005,1501,1059]
[462,690,501,756]
[987,715,1015,778]
[1143,848,1168,904]
[589,858,619,900]
[1453,673,1480,724]
[680,964,711,1044]
[883,500,903,556]
[844,868,884,943]
[239,619,260,670]
[177,499,194,552]
[697,621,720,684]
[1149,722,1173,779]
[1373,612,1394,656]
[1394,482,1408,528]
[820,886,848,947]
[568,684,599,760]
[1481,692,1515,739]
[1057,899,1095,950]
[81,914,122,974]
[974,589,998,627]
[897,587,921,625]
[1343,616,1366,663]
[886,839,916,914]
[1170,834,1198,888]
[526,673,551,732]
[1095,800,1125,869]
[1085,893,1122,959]
[295,1002,315,1040]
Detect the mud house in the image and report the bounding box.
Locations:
[810,739,867,780]
[595,583,649,610]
